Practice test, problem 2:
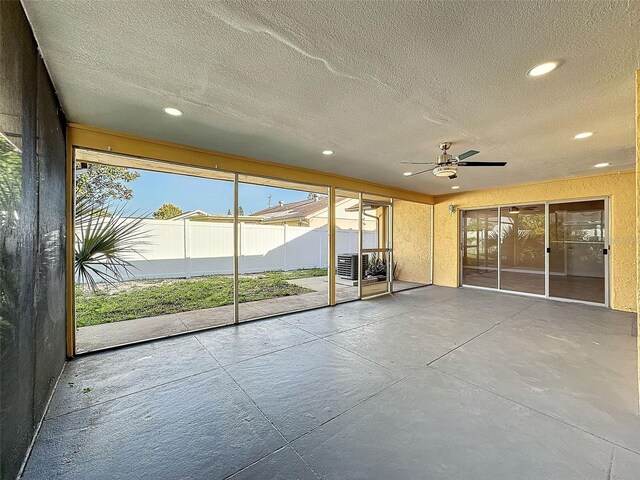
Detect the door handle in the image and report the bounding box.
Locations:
[546,247,550,254]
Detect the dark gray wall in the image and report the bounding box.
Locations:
[0,2,67,479]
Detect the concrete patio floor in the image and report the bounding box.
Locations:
[25,286,640,479]
[76,277,423,353]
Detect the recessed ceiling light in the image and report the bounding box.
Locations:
[574,132,593,139]
[163,107,183,116]
[527,61,559,77]
[403,172,413,176]
[594,162,610,168]
[322,150,334,156]
[451,185,460,190]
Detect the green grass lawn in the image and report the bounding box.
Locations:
[76,268,327,327]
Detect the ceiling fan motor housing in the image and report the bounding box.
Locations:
[433,151,456,177]
[437,153,453,164]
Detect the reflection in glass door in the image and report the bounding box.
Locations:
[499,204,545,295]
[361,195,392,298]
[461,208,499,289]
[548,200,607,304]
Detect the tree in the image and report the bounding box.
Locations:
[76,164,140,204]
[153,203,183,220]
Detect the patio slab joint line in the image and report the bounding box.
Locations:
[279,314,411,373]
[194,335,322,480]
[194,322,320,368]
[426,303,533,367]
[606,446,615,480]
[223,445,319,480]
[320,336,399,373]
[44,358,222,421]
[194,331,416,478]
[286,371,414,447]
[280,304,413,341]
[429,365,640,458]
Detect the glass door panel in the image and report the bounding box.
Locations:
[461,208,499,288]
[73,150,235,353]
[335,189,361,303]
[499,204,545,295]
[237,176,329,322]
[548,200,606,303]
[361,195,391,298]
[362,250,391,297]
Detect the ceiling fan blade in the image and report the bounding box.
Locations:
[448,173,457,179]
[400,161,435,165]
[409,167,435,176]
[455,150,479,161]
[458,161,507,167]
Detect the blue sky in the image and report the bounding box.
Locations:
[118,169,318,216]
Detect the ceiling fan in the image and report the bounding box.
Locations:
[402,142,507,179]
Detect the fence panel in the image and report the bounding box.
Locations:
[283,226,326,271]
[239,223,286,273]
[78,219,367,282]
[188,221,234,276]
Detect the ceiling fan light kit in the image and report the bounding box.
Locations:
[433,165,458,177]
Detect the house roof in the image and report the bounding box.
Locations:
[172,209,209,220]
[253,197,328,223]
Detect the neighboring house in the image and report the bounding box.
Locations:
[252,196,331,227]
[169,209,265,224]
[184,214,264,224]
[170,196,376,230]
[252,196,373,230]
[171,209,209,220]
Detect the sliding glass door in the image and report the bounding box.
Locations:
[360,195,392,298]
[461,199,608,305]
[334,189,361,304]
[548,200,607,304]
[461,208,498,289]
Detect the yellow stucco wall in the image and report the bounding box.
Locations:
[393,200,432,284]
[635,69,639,403]
[433,170,636,312]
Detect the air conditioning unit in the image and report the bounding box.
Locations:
[337,254,367,280]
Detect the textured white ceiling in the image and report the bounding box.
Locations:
[23,0,640,195]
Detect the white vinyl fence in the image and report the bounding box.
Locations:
[79,219,376,283]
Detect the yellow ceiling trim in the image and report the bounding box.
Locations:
[433,168,635,203]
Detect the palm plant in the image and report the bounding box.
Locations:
[75,192,147,291]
